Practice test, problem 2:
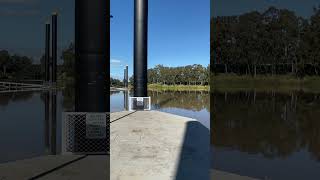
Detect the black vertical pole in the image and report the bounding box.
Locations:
[44,22,50,150]
[134,0,148,97]
[75,0,109,112]
[50,92,57,155]
[50,13,57,155]
[44,92,50,153]
[124,90,128,110]
[123,90,126,109]
[52,13,58,84]
[123,68,126,87]
[44,20,50,150]
[125,65,128,88]
[45,23,50,83]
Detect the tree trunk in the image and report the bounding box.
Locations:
[253,90,256,104]
[254,65,257,77]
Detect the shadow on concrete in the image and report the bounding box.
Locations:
[175,121,210,180]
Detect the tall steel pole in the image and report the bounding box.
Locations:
[123,68,126,87]
[50,13,58,155]
[45,23,50,83]
[134,0,148,97]
[52,13,57,84]
[44,23,50,151]
[75,0,109,112]
[125,65,129,88]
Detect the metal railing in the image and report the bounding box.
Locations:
[0,81,52,93]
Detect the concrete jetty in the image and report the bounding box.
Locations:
[0,110,259,180]
[110,111,210,180]
[0,155,108,180]
[111,111,258,180]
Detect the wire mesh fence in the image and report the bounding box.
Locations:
[129,97,151,111]
[62,112,109,155]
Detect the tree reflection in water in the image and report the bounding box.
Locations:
[0,92,34,107]
[211,90,320,161]
[149,90,210,112]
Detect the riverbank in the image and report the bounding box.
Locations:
[57,80,208,92]
[57,74,320,93]
[148,84,209,91]
[211,74,320,93]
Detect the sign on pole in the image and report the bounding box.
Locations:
[86,113,107,139]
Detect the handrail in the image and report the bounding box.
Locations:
[0,81,44,87]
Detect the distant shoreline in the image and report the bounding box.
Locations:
[58,74,320,93]
[211,74,320,93]
[147,84,209,91]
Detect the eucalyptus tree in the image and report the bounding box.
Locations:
[0,50,10,77]
[306,6,320,75]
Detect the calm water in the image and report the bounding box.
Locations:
[2,88,319,179]
[0,91,65,163]
[111,90,210,128]
[211,90,320,180]
[0,89,210,163]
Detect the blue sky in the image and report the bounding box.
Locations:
[111,0,210,79]
[0,0,209,80]
[0,0,74,64]
[1,0,318,80]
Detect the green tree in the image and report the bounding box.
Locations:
[0,50,10,77]
[61,43,75,79]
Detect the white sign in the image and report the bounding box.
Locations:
[86,113,106,139]
[137,97,144,106]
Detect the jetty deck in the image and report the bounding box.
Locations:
[110,111,210,180]
[0,110,258,180]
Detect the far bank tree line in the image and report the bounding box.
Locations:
[0,45,72,80]
[1,44,209,86]
[57,44,211,86]
[0,50,42,80]
[129,64,209,86]
[60,44,210,86]
[211,6,320,77]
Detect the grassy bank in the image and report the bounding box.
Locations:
[56,74,320,93]
[148,84,209,91]
[211,74,320,93]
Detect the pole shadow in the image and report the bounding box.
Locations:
[175,121,210,180]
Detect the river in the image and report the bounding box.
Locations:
[0,89,210,163]
[211,89,320,179]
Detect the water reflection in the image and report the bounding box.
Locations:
[0,92,34,107]
[0,88,207,163]
[0,91,50,163]
[110,90,210,129]
[211,90,320,179]
[0,89,108,163]
[149,91,210,112]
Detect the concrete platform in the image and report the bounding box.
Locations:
[0,110,259,180]
[111,111,259,180]
[0,155,82,179]
[0,155,108,180]
[39,155,109,180]
[110,110,210,180]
